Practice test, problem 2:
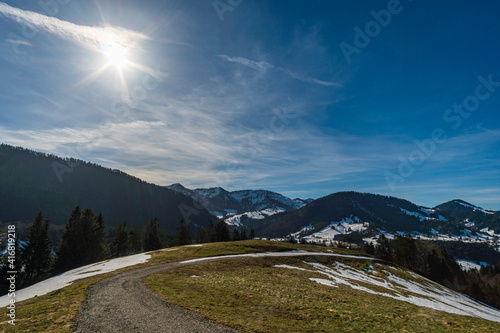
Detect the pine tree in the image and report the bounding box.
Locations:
[363,242,375,255]
[240,229,247,240]
[129,228,142,254]
[21,212,53,286]
[375,234,392,261]
[55,206,111,273]
[207,220,216,242]
[176,219,191,246]
[392,234,417,270]
[249,229,256,239]
[232,229,240,241]
[215,220,230,242]
[112,223,129,257]
[55,206,83,273]
[94,213,111,260]
[143,218,163,251]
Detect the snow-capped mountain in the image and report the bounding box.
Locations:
[167,183,312,219]
[247,192,500,259]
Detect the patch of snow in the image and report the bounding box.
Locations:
[457,260,482,271]
[225,208,286,226]
[465,220,476,228]
[481,228,496,236]
[300,217,368,243]
[211,211,224,219]
[420,207,435,216]
[184,244,203,247]
[276,261,500,323]
[456,201,496,215]
[0,252,151,307]
[399,208,432,222]
[290,224,313,238]
[180,251,371,265]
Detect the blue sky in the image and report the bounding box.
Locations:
[1,0,500,209]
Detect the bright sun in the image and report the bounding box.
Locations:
[101,42,129,69]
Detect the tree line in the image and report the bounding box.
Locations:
[365,234,500,309]
[0,206,255,295]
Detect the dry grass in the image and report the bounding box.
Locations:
[145,255,500,333]
[0,240,338,331]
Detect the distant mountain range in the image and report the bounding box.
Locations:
[167,184,500,243]
[246,191,500,242]
[0,144,213,232]
[167,183,312,217]
[1,144,499,247]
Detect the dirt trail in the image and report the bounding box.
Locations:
[73,261,239,333]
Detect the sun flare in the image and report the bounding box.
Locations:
[100,41,129,69]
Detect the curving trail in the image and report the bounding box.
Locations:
[73,252,370,332]
[72,260,239,333]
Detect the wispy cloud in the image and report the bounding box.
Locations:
[6,38,32,46]
[0,2,149,52]
[217,54,274,73]
[217,54,341,87]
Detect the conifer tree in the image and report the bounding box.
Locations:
[55,206,110,273]
[232,229,240,241]
[375,234,392,261]
[129,228,142,254]
[240,229,247,240]
[207,220,216,242]
[215,220,230,242]
[143,218,163,251]
[21,212,53,286]
[176,219,191,246]
[249,229,256,239]
[392,234,417,270]
[112,223,129,257]
[363,242,375,255]
[94,212,111,260]
[55,206,83,273]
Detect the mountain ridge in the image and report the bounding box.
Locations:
[0,144,213,231]
[167,183,312,218]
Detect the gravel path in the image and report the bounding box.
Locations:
[73,251,368,332]
[73,260,239,333]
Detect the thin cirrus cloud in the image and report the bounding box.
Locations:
[0,2,149,52]
[5,38,32,46]
[217,54,342,87]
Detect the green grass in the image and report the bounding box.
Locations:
[0,240,339,332]
[145,253,500,332]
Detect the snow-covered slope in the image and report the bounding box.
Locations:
[0,252,151,307]
[275,260,500,323]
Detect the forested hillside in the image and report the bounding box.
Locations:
[0,144,213,231]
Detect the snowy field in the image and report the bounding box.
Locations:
[224,207,286,226]
[456,260,488,271]
[301,217,368,242]
[0,252,150,307]
[275,260,500,323]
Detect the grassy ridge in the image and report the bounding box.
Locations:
[0,240,335,332]
[4,240,497,332]
[145,252,500,332]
